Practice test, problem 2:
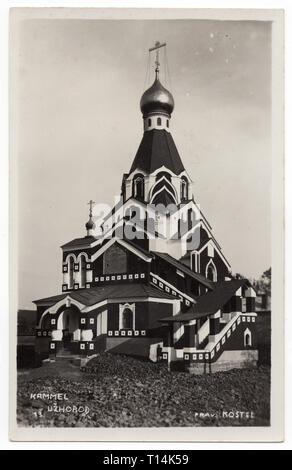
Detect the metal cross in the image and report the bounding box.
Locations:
[149,41,166,77]
[87,199,95,217]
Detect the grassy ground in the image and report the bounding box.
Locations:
[17,354,270,428]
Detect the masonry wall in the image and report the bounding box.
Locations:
[186,350,258,375]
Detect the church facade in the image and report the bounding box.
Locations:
[33,45,258,374]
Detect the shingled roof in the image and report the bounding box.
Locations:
[159,279,247,322]
[130,129,185,175]
[61,235,98,250]
[153,251,215,290]
[33,283,175,307]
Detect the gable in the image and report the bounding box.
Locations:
[103,243,128,275]
[91,237,153,264]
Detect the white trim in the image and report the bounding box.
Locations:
[148,165,178,179]
[180,218,231,269]
[38,293,177,328]
[77,251,90,262]
[150,272,195,304]
[205,259,218,282]
[91,237,152,264]
[198,236,229,268]
[119,303,136,330]
[206,313,241,351]
[133,175,145,198]
[149,175,178,201]
[244,328,252,347]
[176,269,185,278]
[38,296,85,328]
[64,253,77,263]
[150,184,177,205]
[83,295,177,314]
[144,114,171,132]
[191,251,200,273]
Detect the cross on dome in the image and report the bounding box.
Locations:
[140,41,174,119]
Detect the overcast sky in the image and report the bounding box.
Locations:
[15,18,271,308]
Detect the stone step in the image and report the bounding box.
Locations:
[55,355,81,366]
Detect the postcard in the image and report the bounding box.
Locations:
[9,7,284,442]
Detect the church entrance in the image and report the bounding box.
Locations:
[57,305,81,346]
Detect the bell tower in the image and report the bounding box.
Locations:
[121,41,192,207]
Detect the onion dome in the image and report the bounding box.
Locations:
[85,217,95,231]
[140,78,174,117]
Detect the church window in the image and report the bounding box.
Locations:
[157,117,162,126]
[244,329,252,347]
[181,177,188,201]
[68,256,74,289]
[207,266,214,280]
[80,255,86,288]
[119,303,135,330]
[122,308,133,329]
[206,260,217,282]
[148,118,151,127]
[133,174,144,200]
[188,208,193,230]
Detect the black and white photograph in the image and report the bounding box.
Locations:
[9,7,284,442]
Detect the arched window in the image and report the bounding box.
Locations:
[205,260,217,282]
[80,255,86,288]
[122,308,133,329]
[157,117,162,126]
[244,329,252,347]
[166,119,169,128]
[133,174,144,200]
[207,266,213,280]
[68,256,74,289]
[181,177,188,201]
[148,118,151,127]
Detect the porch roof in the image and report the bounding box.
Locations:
[159,279,247,323]
[33,283,175,308]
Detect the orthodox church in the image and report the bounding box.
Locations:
[33,43,258,374]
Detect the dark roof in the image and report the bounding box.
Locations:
[153,251,215,290]
[130,129,185,175]
[33,283,175,307]
[159,279,247,322]
[123,239,155,258]
[61,236,98,250]
[151,189,177,207]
